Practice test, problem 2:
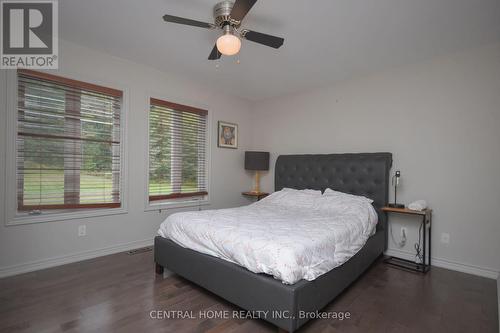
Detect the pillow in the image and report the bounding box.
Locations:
[258,188,321,208]
[282,188,322,196]
[322,188,374,203]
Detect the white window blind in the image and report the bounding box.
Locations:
[149,98,208,201]
[17,69,123,211]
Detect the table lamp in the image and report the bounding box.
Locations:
[388,170,405,208]
[245,151,269,193]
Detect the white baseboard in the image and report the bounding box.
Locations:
[385,248,499,280]
[0,238,154,278]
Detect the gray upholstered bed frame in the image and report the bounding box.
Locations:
[154,153,392,332]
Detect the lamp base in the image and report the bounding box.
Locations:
[252,171,260,193]
[387,203,405,209]
[247,190,262,194]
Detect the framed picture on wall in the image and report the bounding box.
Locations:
[218,121,238,149]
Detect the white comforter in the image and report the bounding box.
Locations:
[158,189,378,284]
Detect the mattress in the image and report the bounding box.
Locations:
[158,189,378,284]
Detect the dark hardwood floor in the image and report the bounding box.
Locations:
[0,250,497,333]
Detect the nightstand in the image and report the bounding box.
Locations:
[242,191,269,201]
[382,206,432,273]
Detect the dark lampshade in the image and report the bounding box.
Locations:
[245,151,270,171]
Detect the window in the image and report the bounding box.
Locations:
[148,98,208,202]
[16,70,123,212]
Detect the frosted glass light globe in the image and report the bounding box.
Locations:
[216,33,241,56]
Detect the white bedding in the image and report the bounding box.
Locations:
[158,189,378,284]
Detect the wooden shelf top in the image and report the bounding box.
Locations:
[382,206,431,216]
[242,191,269,196]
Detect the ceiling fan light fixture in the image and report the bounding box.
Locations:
[216,26,241,56]
[162,0,284,60]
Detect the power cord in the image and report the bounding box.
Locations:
[390,222,424,264]
[414,223,424,264]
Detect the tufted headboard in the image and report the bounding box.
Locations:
[275,153,393,233]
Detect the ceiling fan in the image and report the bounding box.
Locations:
[162,0,284,60]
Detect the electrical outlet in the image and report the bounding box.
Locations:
[78,225,86,237]
[440,233,450,244]
[401,227,407,238]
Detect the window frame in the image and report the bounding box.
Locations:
[144,94,211,212]
[4,70,129,226]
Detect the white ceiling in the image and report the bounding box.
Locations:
[60,0,500,101]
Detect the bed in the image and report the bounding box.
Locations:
[154,152,392,332]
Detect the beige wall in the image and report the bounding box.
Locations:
[251,43,500,278]
[0,40,254,275]
[1,40,499,280]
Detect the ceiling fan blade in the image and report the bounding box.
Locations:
[230,0,257,22]
[242,30,284,49]
[163,14,215,29]
[208,44,221,60]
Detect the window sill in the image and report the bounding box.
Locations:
[145,198,210,212]
[6,206,128,226]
